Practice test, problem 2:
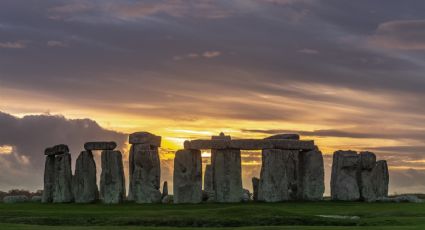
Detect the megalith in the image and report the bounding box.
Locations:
[204,164,213,192]
[373,160,389,199]
[53,153,74,203]
[73,151,98,203]
[212,148,243,203]
[131,144,162,203]
[173,149,202,204]
[42,155,55,203]
[100,150,125,204]
[252,177,260,201]
[258,149,298,202]
[331,150,360,201]
[298,148,325,201]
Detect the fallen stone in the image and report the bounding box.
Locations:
[264,134,300,140]
[53,153,74,203]
[45,144,69,155]
[3,195,29,204]
[130,144,162,203]
[377,195,423,203]
[331,150,360,201]
[258,149,298,202]
[184,139,314,150]
[252,177,260,201]
[31,196,42,202]
[162,181,168,198]
[212,148,243,203]
[162,195,172,204]
[173,149,203,204]
[204,164,213,192]
[129,132,161,147]
[84,142,117,151]
[42,155,55,203]
[100,150,126,204]
[73,151,98,203]
[298,148,325,201]
[242,189,251,202]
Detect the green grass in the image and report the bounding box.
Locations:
[0,202,424,229]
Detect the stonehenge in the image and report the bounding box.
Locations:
[40,131,390,205]
[128,132,162,203]
[331,150,389,201]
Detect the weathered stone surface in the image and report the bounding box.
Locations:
[212,149,243,203]
[184,139,314,150]
[162,195,172,204]
[3,195,29,203]
[372,160,389,199]
[100,150,125,204]
[130,144,162,203]
[359,152,377,202]
[204,164,213,192]
[84,142,117,151]
[53,153,74,203]
[42,155,55,203]
[45,144,69,155]
[242,189,251,202]
[252,177,260,201]
[298,149,325,201]
[378,195,422,203]
[258,149,298,202]
[264,134,300,140]
[162,181,168,198]
[129,132,161,147]
[73,151,98,203]
[173,149,203,204]
[360,151,376,170]
[331,150,360,201]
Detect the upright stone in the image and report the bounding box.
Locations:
[359,151,377,202]
[298,148,325,200]
[100,150,125,204]
[331,150,360,201]
[173,149,203,204]
[73,151,98,203]
[162,181,168,198]
[258,149,298,202]
[204,164,213,192]
[252,177,260,201]
[373,160,389,198]
[53,153,73,203]
[131,144,162,203]
[212,148,243,203]
[42,155,55,203]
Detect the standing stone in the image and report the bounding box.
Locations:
[42,155,55,203]
[162,181,168,198]
[258,149,298,202]
[204,164,213,192]
[298,148,325,201]
[131,144,162,203]
[252,177,260,201]
[373,160,389,199]
[100,150,125,204]
[173,149,202,204]
[53,153,73,203]
[212,148,243,203]
[73,151,98,203]
[359,151,377,202]
[128,145,135,201]
[331,150,360,201]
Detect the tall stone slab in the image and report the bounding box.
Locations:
[331,150,360,201]
[258,149,298,202]
[53,153,73,203]
[173,149,202,204]
[298,148,325,201]
[42,155,55,203]
[204,164,213,192]
[252,177,259,201]
[359,151,377,202]
[73,151,98,203]
[131,144,162,203]
[212,148,243,203]
[100,150,125,204]
[373,160,389,198]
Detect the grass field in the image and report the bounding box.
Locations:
[0,201,424,230]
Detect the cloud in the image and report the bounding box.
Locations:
[0,40,28,49]
[173,51,222,61]
[298,48,319,54]
[370,19,425,50]
[47,40,68,47]
[0,111,127,191]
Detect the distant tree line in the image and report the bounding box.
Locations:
[0,189,42,200]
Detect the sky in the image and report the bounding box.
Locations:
[0,0,425,195]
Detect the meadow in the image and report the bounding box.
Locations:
[0,201,424,230]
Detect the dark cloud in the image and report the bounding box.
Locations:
[0,111,127,191]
